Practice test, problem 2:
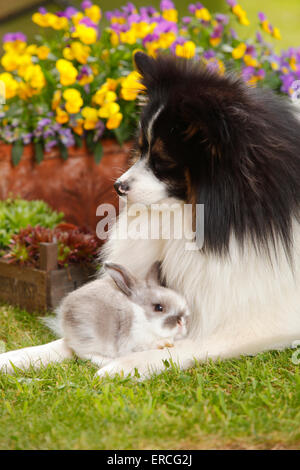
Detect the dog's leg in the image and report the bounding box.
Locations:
[0,338,73,374]
[95,338,226,380]
[79,353,113,368]
[95,331,300,380]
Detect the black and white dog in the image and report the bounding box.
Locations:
[1,52,300,378]
[97,52,300,377]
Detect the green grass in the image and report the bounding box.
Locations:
[0,303,300,450]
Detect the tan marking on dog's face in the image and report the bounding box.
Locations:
[152,137,165,155]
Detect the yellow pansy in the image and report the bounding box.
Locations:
[145,40,160,57]
[81,106,99,130]
[24,64,45,90]
[48,14,68,30]
[52,90,62,110]
[209,37,221,47]
[232,4,250,26]
[131,22,155,39]
[244,54,258,67]
[56,59,78,86]
[63,42,91,64]
[290,57,297,72]
[72,12,84,26]
[18,82,35,100]
[272,27,281,40]
[1,52,19,72]
[63,88,83,113]
[93,83,118,106]
[195,7,211,22]
[3,41,27,54]
[32,12,51,27]
[85,5,101,24]
[158,32,177,49]
[56,107,69,124]
[16,54,33,77]
[72,118,84,135]
[111,17,126,25]
[110,31,119,47]
[120,29,137,45]
[175,41,196,59]
[162,9,178,23]
[0,72,19,99]
[98,102,120,119]
[232,42,247,59]
[72,24,97,45]
[26,44,38,55]
[271,62,279,71]
[78,73,94,86]
[120,71,145,100]
[261,20,271,34]
[106,112,123,130]
[37,46,50,60]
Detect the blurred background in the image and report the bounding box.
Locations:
[0,0,299,52]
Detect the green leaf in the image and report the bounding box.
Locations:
[74,134,83,148]
[34,141,44,164]
[11,141,24,166]
[93,141,103,164]
[59,143,68,161]
[86,132,95,153]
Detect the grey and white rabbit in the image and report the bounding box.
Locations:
[0,262,190,374]
[58,261,190,365]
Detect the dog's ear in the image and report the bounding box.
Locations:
[181,98,248,158]
[134,52,157,90]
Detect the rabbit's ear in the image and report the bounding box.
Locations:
[146,261,162,286]
[104,262,136,297]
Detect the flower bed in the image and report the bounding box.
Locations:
[0,199,101,312]
[0,1,299,165]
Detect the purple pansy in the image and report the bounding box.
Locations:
[81,0,92,9]
[3,32,27,43]
[160,0,175,11]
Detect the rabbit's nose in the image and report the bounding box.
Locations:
[114,180,130,196]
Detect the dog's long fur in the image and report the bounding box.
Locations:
[2,53,300,378]
[95,53,300,378]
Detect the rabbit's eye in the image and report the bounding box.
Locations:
[153,304,164,312]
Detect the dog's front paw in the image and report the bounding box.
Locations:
[95,357,148,380]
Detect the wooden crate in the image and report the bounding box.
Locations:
[0,242,96,313]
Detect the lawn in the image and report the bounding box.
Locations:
[0,304,300,450]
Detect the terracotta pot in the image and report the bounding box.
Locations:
[0,139,131,232]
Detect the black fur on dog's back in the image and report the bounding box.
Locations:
[134,52,300,258]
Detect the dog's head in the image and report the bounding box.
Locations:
[114,52,300,256]
[114,52,249,207]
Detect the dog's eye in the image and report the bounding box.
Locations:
[153,304,164,312]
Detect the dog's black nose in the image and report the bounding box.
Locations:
[114,180,129,196]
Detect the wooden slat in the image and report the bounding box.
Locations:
[0,258,96,313]
[0,259,48,313]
